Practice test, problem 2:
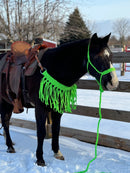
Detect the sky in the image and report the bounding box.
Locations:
[70,0,130,36]
[72,0,130,21]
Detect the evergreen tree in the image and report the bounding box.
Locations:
[59,8,91,45]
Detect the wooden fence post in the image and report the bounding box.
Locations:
[121,63,125,76]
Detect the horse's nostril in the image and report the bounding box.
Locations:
[106,80,119,91]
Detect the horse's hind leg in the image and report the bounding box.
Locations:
[1,100,15,153]
[51,111,64,160]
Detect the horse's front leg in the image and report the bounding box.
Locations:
[35,101,48,166]
[1,100,15,153]
[51,111,64,160]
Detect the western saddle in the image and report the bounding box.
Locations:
[1,41,48,113]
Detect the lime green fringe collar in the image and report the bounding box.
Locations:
[39,70,77,114]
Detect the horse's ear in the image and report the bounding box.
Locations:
[102,33,111,44]
[91,33,98,40]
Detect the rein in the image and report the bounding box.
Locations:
[76,42,116,173]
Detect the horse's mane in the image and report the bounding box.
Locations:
[43,38,90,62]
[57,39,89,52]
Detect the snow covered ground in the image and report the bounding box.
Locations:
[0,126,130,173]
[0,68,130,173]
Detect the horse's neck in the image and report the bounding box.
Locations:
[42,39,89,86]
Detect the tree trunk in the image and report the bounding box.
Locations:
[5,0,11,39]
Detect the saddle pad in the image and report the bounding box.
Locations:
[0,54,7,73]
[9,65,22,96]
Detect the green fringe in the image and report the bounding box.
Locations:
[39,71,77,114]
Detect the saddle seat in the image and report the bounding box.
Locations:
[2,41,47,113]
[11,41,32,65]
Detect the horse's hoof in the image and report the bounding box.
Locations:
[12,142,15,146]
[36,159,46,167]
[7,147,16,153]
[54,150,65,160]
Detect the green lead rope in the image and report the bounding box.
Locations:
[75,43,115,173]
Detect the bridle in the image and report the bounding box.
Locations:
[87,41,115,92]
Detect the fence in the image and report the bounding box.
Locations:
[125,63,130,72]
[0,49,10,53]
[1,52,130,151]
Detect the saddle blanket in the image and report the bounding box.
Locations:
[0,54,7,73]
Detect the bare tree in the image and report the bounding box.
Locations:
[0,0,70,42]
[113,18,130,76]
[5,0,11,38]
[113,18,130,46]
[0,0,12,40]
[41,0,68,41]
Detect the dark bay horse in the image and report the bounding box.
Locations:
[0,33,119,166]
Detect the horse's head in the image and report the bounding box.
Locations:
[88,33,119,91]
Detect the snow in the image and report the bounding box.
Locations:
[0,126,130,173]
[0,68,130,172]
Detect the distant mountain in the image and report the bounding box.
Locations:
[93,20,114,36]
[93,19,130,37]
